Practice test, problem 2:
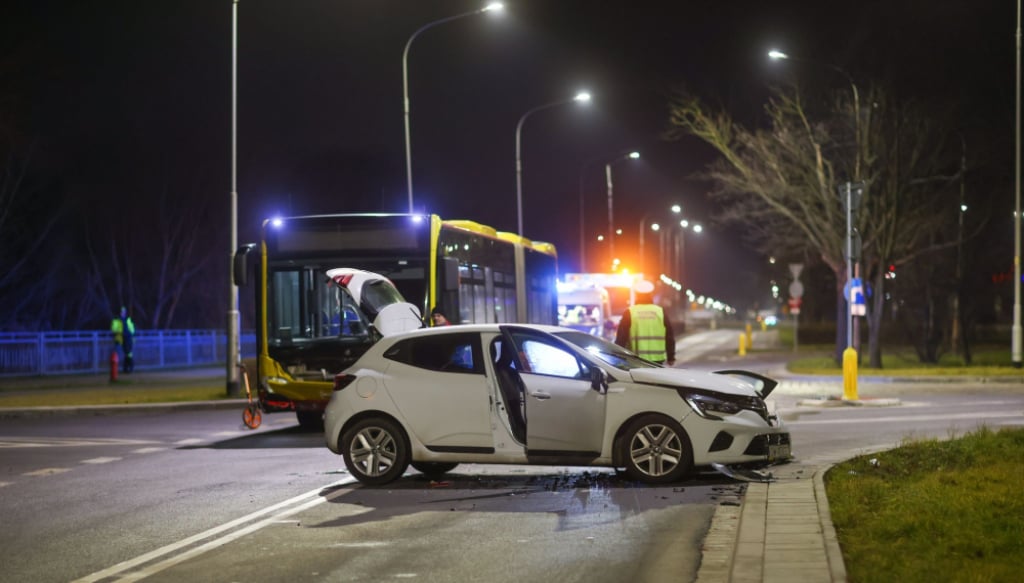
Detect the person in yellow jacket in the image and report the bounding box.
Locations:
[614,280,676,366]
[111,306,136,373]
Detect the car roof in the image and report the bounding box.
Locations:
[380,322,572,343]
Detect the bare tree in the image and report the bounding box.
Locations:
[667,84,965,367]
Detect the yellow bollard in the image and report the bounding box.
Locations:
[745,324,753,349]
[842,347,859,401]
[738,333,747,356]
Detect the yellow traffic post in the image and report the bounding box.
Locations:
[745,323,753,349]
[842,347,859,400]
[738,333,747,356]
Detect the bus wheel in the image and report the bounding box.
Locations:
[296,410,324,431]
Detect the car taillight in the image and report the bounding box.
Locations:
[333,373,357,392]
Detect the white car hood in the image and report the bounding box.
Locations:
[628,367,763,398]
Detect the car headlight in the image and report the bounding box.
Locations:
[685,393,742,420]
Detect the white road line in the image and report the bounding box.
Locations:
[72,476,360,583]
[81,457,121,464]
[132,447,167,454]
[23,468,71,477]
[0,437,159,448]
[173,438,202,446]
[789,411,1024,425]
[0,481,12,488]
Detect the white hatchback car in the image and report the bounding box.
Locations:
[324,324,790,485]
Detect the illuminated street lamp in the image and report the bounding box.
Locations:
[516,91,591,235]
[605,151,640,267]
[768,49,861,180]
[403,3,504,213]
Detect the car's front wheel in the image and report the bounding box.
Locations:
[410,462,459,479]
[341,417,410,485]
[621,414,692,484]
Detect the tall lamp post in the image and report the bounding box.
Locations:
[605,151,640,267]
[768,49,861,180]
[673,219,702,286]
[403,2,503,213]
[515,91,591,236]
[639,203,680,275]
[227,0,240,396]
[1014,0,1022,367]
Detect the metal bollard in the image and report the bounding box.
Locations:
[109,351,119,383]
[738,333,747,356]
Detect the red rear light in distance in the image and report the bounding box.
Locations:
[333,373,357,392]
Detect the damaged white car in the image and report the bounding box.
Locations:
[324,324,791,485]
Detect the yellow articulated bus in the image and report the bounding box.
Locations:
[233,213,558,428]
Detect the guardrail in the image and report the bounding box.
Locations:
[0,330,257,377]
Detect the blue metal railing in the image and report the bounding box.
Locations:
[0,330,257,377]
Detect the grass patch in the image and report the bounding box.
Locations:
[0,385,231,407]
[826,427,1024,583]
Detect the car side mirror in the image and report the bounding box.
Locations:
[589,366,609,395]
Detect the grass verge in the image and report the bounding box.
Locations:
[0,385,232,407]
[826,427,1024,583]
[787,344,1024,377]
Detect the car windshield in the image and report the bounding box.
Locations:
[553,330,657,371]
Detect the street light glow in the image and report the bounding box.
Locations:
[574,91,592,103]
[693,224,703,233]
[483,2,504,12]
[768,49,788,60]
[628,151,640,159]
[671,204,681,213]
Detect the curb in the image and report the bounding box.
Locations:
[0,399,248,419]
[814,465,847,583]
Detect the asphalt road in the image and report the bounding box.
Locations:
[3,329,1023,583]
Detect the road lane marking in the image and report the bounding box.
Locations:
[0,437,159,448]
[0,481,12,488]
[788,411,1024,425]
[81,457,121,464]
[132,447,167,454]
[72,476,361,583]
[23,468,71,477]
[173,438,202,446]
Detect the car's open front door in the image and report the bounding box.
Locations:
[500,326,606,459]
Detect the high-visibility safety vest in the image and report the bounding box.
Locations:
[111,318,124,345]
[627,304,667,362]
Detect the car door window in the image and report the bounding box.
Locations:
[384,333,483,374]
[517,338,588,379]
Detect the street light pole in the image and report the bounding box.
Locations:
[226,0,240,396]
[403,3,503,213]
[604,151,640,268]
[1014,0,1022,367]
[768,50,860,180]
[515,91,591,236]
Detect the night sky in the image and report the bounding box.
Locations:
[2,0,1012,312]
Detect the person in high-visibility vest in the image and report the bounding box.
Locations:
[110,306,136,373]
[614,280,676,366]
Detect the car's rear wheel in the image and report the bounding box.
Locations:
[622,414,692,484]
[341,417,410,485]
[410,462,459,478]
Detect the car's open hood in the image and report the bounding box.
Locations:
[628,367,776,398]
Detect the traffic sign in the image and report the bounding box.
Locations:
[788,297,802,315]
[788,281,804,299]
